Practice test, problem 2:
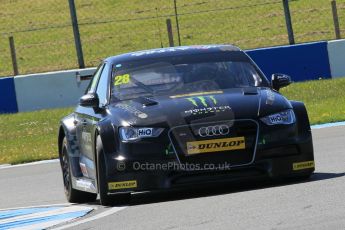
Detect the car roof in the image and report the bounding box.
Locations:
[104,45,241,64]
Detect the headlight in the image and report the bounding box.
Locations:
[119,127,164,141]
[261,109,296,125]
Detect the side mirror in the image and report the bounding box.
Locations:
[79,93,99,108]
[271,73,292,91]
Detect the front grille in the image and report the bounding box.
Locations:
[257,145,300,159]
[170,167,264,185]
[168,119,259,167]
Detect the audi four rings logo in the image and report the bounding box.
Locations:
[198,125,230,137]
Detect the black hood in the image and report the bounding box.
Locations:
[108,88,292,127]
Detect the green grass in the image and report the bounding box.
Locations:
[281,78,345,124]
[1,78,345,165]
[1,0,344,76]
[0,108,73,165]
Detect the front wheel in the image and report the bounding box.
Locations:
[96,135,130,206]
[60,136,97,203]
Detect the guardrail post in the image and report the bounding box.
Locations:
[282,0,295,45]
[331,0,341,39]
[68,0,85,68]
[166,19,175,47]
[9,36,19,76]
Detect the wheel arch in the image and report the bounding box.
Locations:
[93,127,103,193]
[93,121,117,191]
[58,126,65,161]
[93,127,101,171]
[290,100,311,135]
[59,114,82,178]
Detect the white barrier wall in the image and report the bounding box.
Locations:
[14,68,96,112]
[327,39,345,78]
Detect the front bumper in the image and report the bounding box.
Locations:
[104,140,314,194]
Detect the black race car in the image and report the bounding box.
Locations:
[58,45,314,205]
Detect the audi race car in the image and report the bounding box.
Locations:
[58,45,315,205]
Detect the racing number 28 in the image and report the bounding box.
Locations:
[114,74,130,86]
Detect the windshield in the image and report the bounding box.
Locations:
[111,51,268,102]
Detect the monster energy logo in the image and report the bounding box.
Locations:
[184,95,231,115]
[186,96,217,107]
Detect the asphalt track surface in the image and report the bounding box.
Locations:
[0,126,344,230]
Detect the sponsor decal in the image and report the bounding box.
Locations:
[81,132,92,153]
[186,137,245,155]
[258,137,267,145]
[165,143,175,155]
[131,46,218,57]
[81,132,91,143]
[131,47,190,56]
[293,161,315,171]
[185,106,231,115]
[137,128,153,137]
[140,76,180,85]
[115,75,180,88]
[108,180,137,190]
[186,95,217,107]
[198,125,230,137]
[266,90,275,105]
[190,45,220,50]
[79,163,89,177]
[219,46,238,52]
[170,91,223,99]
[115,104,148,119]
[269,112,289,124]
[184,95,231,115]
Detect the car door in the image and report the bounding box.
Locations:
[75,63,105,178]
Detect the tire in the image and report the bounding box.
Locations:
[60,136,97,203]
[96,135,130,206]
